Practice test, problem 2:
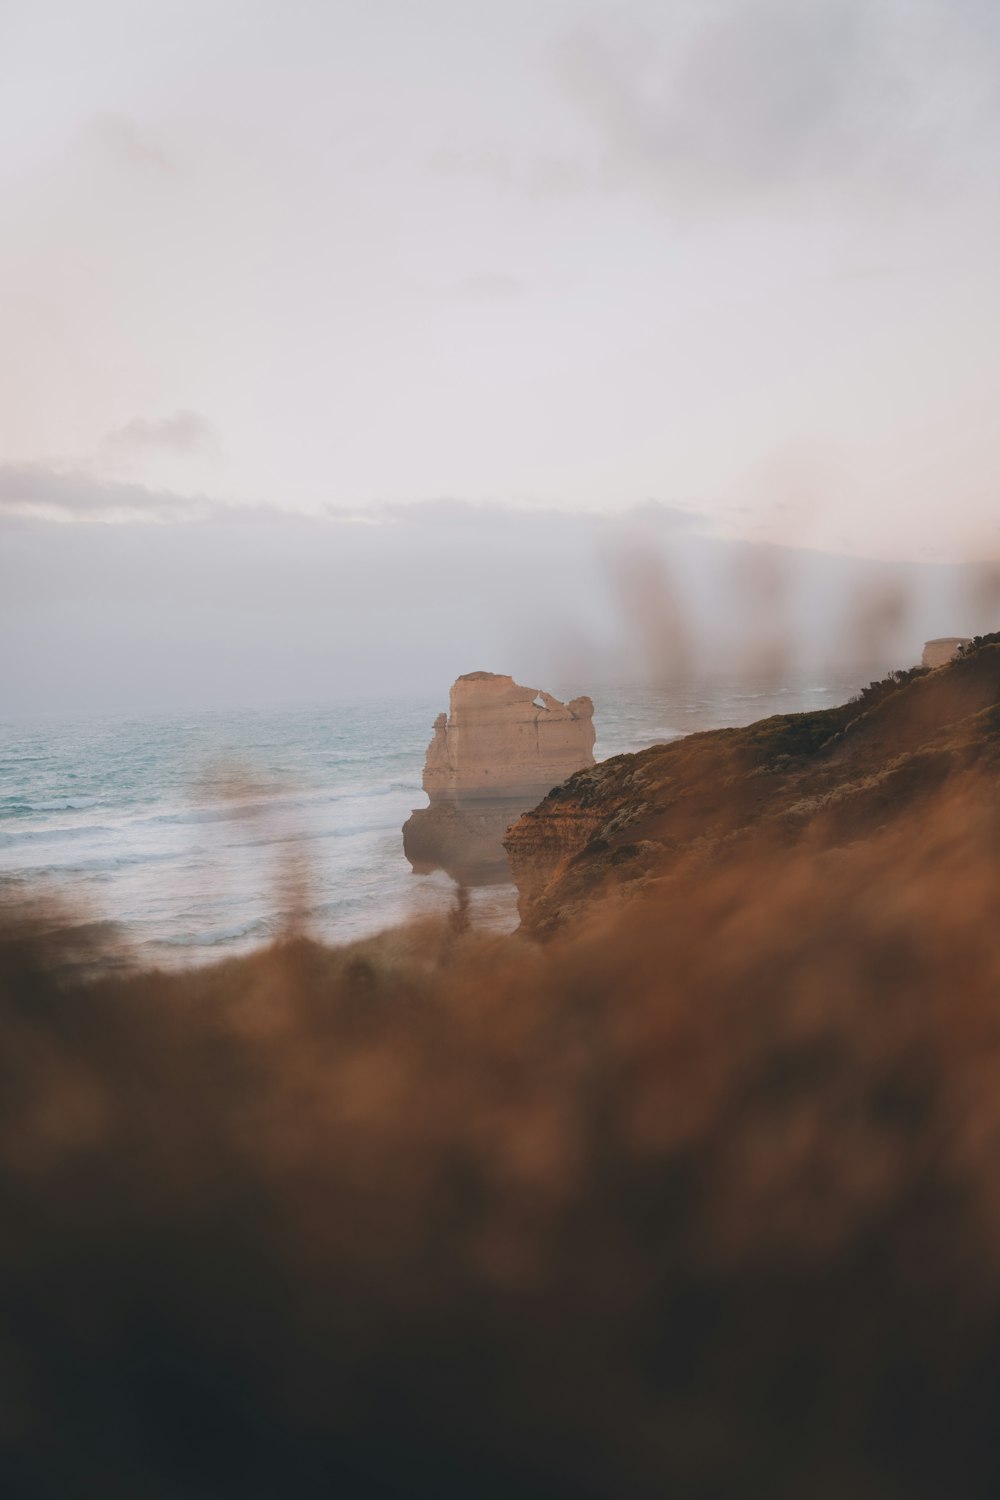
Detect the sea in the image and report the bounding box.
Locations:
[0,673,871,970]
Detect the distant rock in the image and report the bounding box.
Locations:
[403,673,595,885]
[922,637,972,669]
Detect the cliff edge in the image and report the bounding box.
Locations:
[505,640,1000,935]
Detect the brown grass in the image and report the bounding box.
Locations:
[3,765,1000,1496]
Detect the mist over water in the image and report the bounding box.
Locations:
[0,669,874,967]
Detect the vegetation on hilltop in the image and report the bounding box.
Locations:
[959,631,1000,655]
[507,644,1000,933]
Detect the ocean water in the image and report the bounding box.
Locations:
[0,674,867,969]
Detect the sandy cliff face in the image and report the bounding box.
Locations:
[422,673,596,801]
[505,646,1000,935]
[404,672,595,884]
[922,637,972,669]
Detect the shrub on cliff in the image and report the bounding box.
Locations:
[958,632,1000,656]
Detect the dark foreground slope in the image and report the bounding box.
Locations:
[4,734,1000,1496]
[506,642,1000,933]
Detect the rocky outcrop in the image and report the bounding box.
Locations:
[403,673,595,884]
[506,645,1000,936]
[922,637,972,669]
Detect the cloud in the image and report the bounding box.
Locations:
[102,410,222,462]
[627,499,711,532]
[449,272,525,304]
[82,113,177,177]
[323,497,568,528]
[321,497,712,535]
[427,145,591,201]
[524,155,593,200]
[0,464,206,522]
[550,0,1000,212]
[427,145,514,191]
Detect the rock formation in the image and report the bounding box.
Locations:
[505,643,1000,935]
[922,637,972,669]
[403,673,596,884]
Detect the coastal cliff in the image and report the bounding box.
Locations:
[506,640,1000,935]
[403,672,595,884]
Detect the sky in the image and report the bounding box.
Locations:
[2,0,999,711]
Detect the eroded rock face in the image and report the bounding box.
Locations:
[922,638,971,669]
[505,643,1000,938]
[403,672,595,884]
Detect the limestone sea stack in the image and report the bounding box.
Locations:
[922,637,972,669]
[403,672,596,885]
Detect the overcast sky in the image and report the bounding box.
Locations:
[3,0,999,553]
[2,0,999,711]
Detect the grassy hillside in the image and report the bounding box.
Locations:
[4,717,1000,1494]
[506,641,1000,933]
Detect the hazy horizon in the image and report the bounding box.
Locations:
[4,498,998,717]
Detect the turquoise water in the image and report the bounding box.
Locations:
[0,675,864,967]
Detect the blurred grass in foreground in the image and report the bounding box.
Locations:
[3,764,1000,1497]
